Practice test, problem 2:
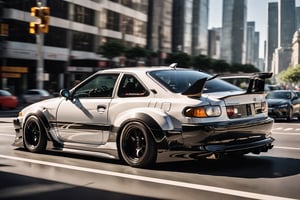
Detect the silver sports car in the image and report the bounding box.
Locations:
[13,64,274,168]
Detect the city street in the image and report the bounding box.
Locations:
[0,117,299,200]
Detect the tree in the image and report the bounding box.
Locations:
[280,65,300,84]
[192,55,212,72]
[125,45,147,60]
[165,52,191,67]
[212,59,231,73]
[98,40,125,59]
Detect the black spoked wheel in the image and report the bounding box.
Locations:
[23,116,47,153]
[119,122,157,168]
[287,108,293,121]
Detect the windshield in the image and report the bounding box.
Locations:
[266,91,291,100]
[149,69,242,93]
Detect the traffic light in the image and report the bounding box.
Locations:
[30,7,39,17]
[29,22,39,34]
[40,7,50,33]
[29,6,50,34]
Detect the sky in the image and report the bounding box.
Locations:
[208,0,300,58]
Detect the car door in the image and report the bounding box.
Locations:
[56,73,119,145]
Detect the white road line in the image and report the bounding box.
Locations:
[0,134,14,137]
[0,154,296,200]
[274,146,300,151]
[272,132,300,136]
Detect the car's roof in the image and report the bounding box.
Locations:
[269,90,292,93]
[96,66,193,74]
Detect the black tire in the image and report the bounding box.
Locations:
[23,115,47,153]
[287,108,293,121]
[119,122,157,168]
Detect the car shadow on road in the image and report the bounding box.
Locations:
[154,155,300,179]
[0,171,158,200]
[12,148,300,179]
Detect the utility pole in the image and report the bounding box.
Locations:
[29,0,49,89]
[36,1,44,89]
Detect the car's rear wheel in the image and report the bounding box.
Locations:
[119,122,157,168]
[23,116,47,153]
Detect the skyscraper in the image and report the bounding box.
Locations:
[192,0,209,56]
[221,0,247,64]
[172,0,193,54]
[245,21,256,65]
[272,0,296,76]
[265,2,278,72]
[172,0,209,56]
[147,0,173,64]
[278,0,296,48]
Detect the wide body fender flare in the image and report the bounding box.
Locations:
[112,108,174,143]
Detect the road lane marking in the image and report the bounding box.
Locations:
[272,132,300,136]
[0,134,14,137]
[274,146,300,151]
[0,154,296,200]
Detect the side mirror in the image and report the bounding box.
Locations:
[60,89,71,100]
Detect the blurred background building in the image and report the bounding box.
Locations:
[220,0,247,64]
[1,0,300,97]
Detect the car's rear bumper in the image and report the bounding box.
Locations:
[176,116,274,153]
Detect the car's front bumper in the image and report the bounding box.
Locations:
[268,107,289,118]
[13,118,23,147]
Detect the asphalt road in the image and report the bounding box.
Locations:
[0,117,300,200]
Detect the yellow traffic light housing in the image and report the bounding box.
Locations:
[30,7,39,17]
[29,6,50,34]
[40,7,50,33]
[29,22,39,34]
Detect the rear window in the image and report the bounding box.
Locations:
[149,69,242,93]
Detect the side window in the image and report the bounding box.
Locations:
[118,74,148,97]
[73,74,118,98]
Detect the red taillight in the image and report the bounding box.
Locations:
[226,106,238,118]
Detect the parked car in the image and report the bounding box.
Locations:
[266,90,300,121]
[264,84,283,91]
[0,90,18,109]
[22,89,51,104]
[13,65,274,168]
[295,90,300,98]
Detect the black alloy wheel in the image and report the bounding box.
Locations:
[119,122,157,168]
[23,115,47,153]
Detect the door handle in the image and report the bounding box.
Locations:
[97,105,106,113]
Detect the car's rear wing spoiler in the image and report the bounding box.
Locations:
[182,72,273,98]
[218,72,273,94]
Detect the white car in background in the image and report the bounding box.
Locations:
[22,89,52,104]
[13,64,274,168]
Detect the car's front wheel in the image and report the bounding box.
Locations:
[23,115,47,153]
[287,107,293,121]
[119,122,157,168]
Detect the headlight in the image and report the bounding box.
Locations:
[184,106,221,118]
